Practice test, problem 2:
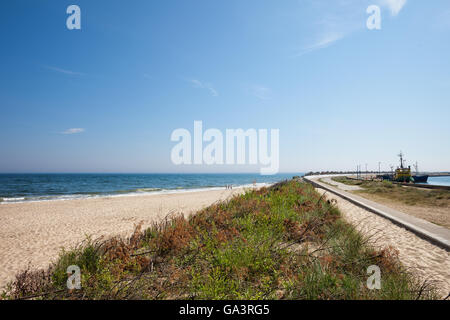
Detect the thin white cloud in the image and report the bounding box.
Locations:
[251,85,272,100]
[294,0,406,57]
[44,65,85,76]
[295,32,344,56]
[293,0,363,57]
[61,128,85,135]
[187,79,218,97]
[379,0,407,16]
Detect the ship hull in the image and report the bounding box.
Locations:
[413,175,428,183]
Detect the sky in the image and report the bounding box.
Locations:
[1,0,449,173]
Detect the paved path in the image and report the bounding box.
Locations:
[320,177,362,191]
[305,175,450,251]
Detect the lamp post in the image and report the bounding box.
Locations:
[365,163,368,180]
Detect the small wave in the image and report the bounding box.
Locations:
[108,188,163,194]
[1,197,26,202]
[134,188,163,193]
[0,194,93,204]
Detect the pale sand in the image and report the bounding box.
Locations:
[316,188,450,297]
[0,187,247,290]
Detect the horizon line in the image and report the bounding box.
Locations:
[0,172,306,175]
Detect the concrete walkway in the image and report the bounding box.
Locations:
[320,177,362,191]
[304,175,450,251]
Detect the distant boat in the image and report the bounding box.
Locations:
[381,153,429,183]
[393,152,413,182]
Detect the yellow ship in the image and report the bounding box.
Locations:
[394,152,413,183]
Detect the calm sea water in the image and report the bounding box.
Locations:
[0,173,300,203]
[421,176,450,187]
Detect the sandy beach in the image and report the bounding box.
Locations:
[0,187,247,290]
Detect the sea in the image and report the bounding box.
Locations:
[0,173,301,204]
[419,176,450,187]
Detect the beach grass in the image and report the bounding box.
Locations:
[332,177,450,207]
[2,180,439,300]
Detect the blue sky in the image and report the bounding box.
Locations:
[1,0,449,173]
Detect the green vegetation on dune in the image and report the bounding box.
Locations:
[332,177,450,207]
[2,181,438,300]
